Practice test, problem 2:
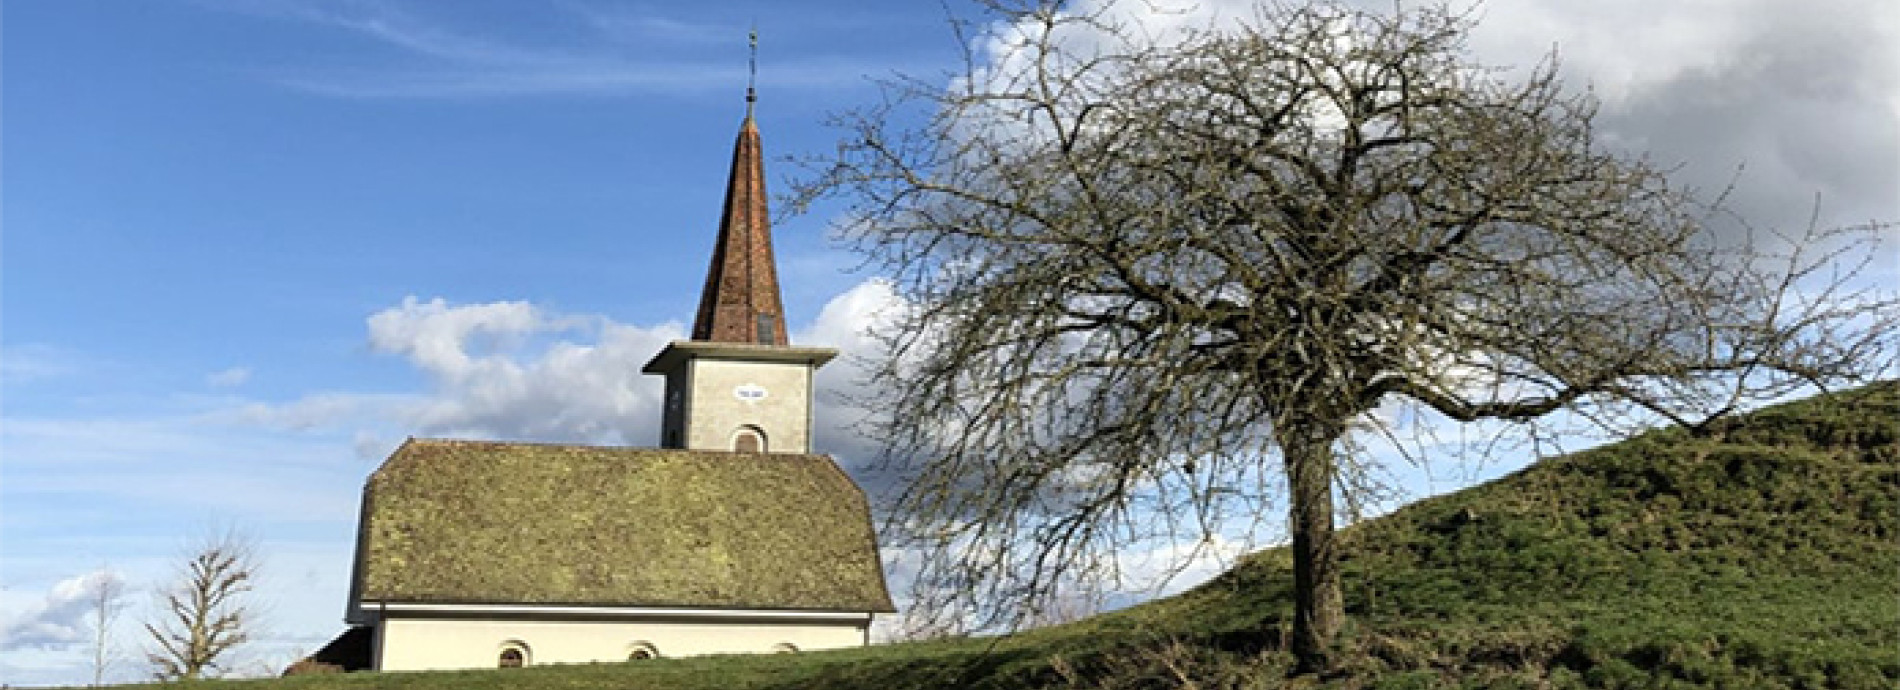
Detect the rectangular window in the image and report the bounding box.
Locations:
[757,313,776,344]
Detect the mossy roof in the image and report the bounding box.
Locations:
[350,439,894,612]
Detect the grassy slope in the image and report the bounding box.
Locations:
[140,383,1898,690]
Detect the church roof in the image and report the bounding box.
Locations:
[349,439,894,613]
[690,112,789,346]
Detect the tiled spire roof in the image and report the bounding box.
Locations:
[690,103,789,346]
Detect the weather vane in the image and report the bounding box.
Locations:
[746,26,758,115]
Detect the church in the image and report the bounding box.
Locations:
[299,87,894,673]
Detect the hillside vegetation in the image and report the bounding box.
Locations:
[134,383,1897,689]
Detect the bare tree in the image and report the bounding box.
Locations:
[144,533,260,680]
[803,0,1894,673]
[87,570,128,687]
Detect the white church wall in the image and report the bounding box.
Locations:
[376,615,866,671]
[685,358,814,453]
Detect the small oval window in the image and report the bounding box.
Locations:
[734,384,769,402]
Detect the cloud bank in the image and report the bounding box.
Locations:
[0,569,124,651]
[238,281,904,469]
[975,0,1896,235]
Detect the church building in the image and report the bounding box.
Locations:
[302,86,894,673]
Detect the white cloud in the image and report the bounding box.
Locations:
[0,569,126,651]
[207,0,586,66]
[795,279,921,502]
[1464,0,1898,232]
[229,391,418,432]
[1,414,367,536]
[0,548,352,682]
[206,1,907,99]
[569,8,733,46]
[236,296,680,445]
[235,284,905,455]
[1112,533,1259,599]
[965,0,1895,234]
[207,367,252,388]
[0,344,92,383]
[352,429,399,462]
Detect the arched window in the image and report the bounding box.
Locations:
[732,426,767,453]
[498,641,530,668]
[771,642,799,654]
[627,642,660,661]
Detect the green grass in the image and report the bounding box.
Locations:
[127,382,1899,689]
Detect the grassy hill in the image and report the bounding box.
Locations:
[142,383,1897,689]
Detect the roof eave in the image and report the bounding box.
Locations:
[641,340,838,374]
[353,600,884,621]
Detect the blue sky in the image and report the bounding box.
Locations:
[3,0,1894,686]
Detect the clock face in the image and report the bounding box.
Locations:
[734,383,769,402]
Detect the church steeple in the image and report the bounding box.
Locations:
[691,29,787,346]
[645,30,834,454]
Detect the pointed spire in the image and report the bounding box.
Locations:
[690,29,788,346]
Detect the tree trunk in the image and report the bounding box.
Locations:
[1282,423,1344,674]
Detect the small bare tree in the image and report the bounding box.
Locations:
[804,0,1895,673]
[87,570,128,686]
[144,533,260,681]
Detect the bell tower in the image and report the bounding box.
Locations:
[642,36,836,454]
